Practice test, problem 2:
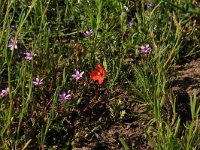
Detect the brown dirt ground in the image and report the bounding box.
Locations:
[171,58,200,99]
[171,58,200,136]
[72,103,152,150]
[72,58,200,150]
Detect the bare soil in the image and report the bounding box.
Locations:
[171,58,200,99]
[72,58,200,150]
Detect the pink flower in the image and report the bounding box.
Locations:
[59,91,71,100]
[24,52,35,60]
[83,29,93,36]
[140,44,152,54]
[11,25,17,29]
[8,36,18,50]
[72,70,84,80]
[0,87,9,97]
[33,78,43,86]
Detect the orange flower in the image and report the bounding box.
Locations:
[90,64,106,84]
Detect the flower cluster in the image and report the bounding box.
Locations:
[58,64,106,100]
[8,29,35,61]
[1,63,105,100]
[0,87,9,97]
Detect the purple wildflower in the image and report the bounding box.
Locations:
[84,29,93,36]
[0,87,9,97]
[128,21,133,27]
[24,52,35,60]
[72,70,84,80]
[147,3,154,7]
[33,78,43,86]
[10,25,17,29]
[140,44,152,54]
[8,36,18,50]
[59,91,71,100]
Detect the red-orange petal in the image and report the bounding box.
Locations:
[90,70,100,81]
[90,64,106,84]
[96,64,106,76]
[96,64,103,70]
[98,76,104,84]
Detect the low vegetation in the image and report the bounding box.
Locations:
[0,0,199,149]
